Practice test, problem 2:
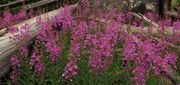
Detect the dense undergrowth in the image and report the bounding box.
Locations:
[0,0,180,85]
[0,0,78,30]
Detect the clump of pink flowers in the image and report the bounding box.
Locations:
[10,55,21,83]
[122,33,178,84]
[37,20,61,62]
[6,0,179,84]
[30,47,44,75]
[85,30,116,73]
[62,20,88,79]
[62,57,78,79]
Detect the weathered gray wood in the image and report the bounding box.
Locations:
[25,0,57,10]
[166,11,180,18]
[0,0,57,10]
[132,12,159,27]
[0,4,78,77]
[0,0,24,8]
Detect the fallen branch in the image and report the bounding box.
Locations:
[0,0,24,8]
[95,17,180,50]
[25,0,57,10]
[95,16,179,35]
[0,0,32,9]
[131,12,180,49]
[132,12,159,27]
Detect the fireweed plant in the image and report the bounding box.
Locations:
[0,1,64,30]
[0,7,28,30]
[2,0,180,85]
[8,23,32,84]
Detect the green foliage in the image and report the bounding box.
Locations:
[171,0,180,10]
[176,51,180,73]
